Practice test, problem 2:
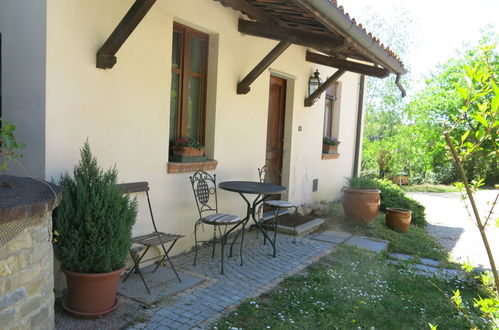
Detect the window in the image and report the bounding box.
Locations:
[323,82,337,139]
[170,23,208,145]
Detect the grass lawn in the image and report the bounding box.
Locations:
[401,184,460,193]
[212,246,493,329]
[328,203,449,262]
[212,202,497,329]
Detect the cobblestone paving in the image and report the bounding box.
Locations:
[128,231,336,330]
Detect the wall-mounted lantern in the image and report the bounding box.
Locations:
[308,69,322,96]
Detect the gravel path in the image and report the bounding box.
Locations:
[408,190,499,271]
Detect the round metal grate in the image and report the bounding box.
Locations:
[0,175,62,248]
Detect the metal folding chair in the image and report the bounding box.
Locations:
[258,165,298,244]
[189,170,243,274]
[118,182,183,294]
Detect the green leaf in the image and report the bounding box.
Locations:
[475,126,486,140]
[428,323,438,330]
[472,113,489,128]
[457,87,468,100]
[452,289,462,307]
[491,94,499,113]
[460,130,470,144]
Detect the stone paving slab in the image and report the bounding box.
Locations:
[311,230,353,244]
[389,252,412,261]
[419,257,441,267]
[118,267,206,305]
[276,217,325,236]
[345,235,389,253]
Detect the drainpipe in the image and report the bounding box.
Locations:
[395,73,406,97]
[353,74,365,178]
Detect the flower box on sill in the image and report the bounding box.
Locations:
[171,146,204,157]
[322,144,338,154]
[170,155,208,163]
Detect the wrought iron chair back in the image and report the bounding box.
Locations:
[257,165,298,246]
[190,170,218,218]
[188,170,244,274]
[258,164,281,185]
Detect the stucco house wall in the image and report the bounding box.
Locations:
[3,0,364,255]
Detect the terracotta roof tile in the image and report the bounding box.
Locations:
[327,0,404,66]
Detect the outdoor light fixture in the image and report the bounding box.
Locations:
[308,69,322,96]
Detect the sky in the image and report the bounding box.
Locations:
[339,0,499,91]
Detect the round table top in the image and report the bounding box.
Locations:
[218,181,286,195]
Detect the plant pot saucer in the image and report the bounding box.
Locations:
[62,297,118,317]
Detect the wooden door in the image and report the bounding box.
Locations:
[266,76,286,184]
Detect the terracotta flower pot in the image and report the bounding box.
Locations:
[62,268,123,317]
[172,146,204,157]
[322,144,338,154]
[386,207,412,232]
[342,188,380,224]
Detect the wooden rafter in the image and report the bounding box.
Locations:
[237,41,291,94]
[96,0,156,69]
[238,19,344,56]
[304,69,345,107]
[216,0,281,25]
[306,51,389,78]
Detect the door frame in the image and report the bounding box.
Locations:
[266,71,295,201]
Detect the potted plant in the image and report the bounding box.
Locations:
[385,207,412,232]
[171,137,204,157]
[53,141,137,317]
[322,136,340,154]
[342,176,380,224]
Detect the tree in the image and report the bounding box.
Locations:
[407,30,498,184]
[358,6,418,178]
[445,43,498,291]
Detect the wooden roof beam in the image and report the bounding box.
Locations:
[217,0,281,25]
[237,41,291,94]
[306,51,389,78]
[238,19,344,55]
[304,69,345,107]
[97,0,156,69]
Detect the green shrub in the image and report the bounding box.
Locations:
[346,176,426,226]
[53,142,137,273]
[373,178,426,226]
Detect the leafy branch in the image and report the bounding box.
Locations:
[0,119,25,171]
[444,44,499,292]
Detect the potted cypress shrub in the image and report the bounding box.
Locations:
[53,142,137,317]
[342,177,380,224]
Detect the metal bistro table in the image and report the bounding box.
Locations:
[218,181,286,260]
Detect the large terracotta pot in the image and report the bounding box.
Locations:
[386,207,412,232]
[62,267,123,317]
[342,188,380,224]
[172,146,204,157]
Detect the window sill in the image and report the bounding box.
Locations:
[167,159,218,174]
[322,153,340,160]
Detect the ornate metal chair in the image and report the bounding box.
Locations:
[189,170,243,274]
[258,165,298,244]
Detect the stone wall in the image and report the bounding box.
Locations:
[0,212,55,329]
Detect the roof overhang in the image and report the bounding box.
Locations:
[215,0,407,99]
[215,0,406,75]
